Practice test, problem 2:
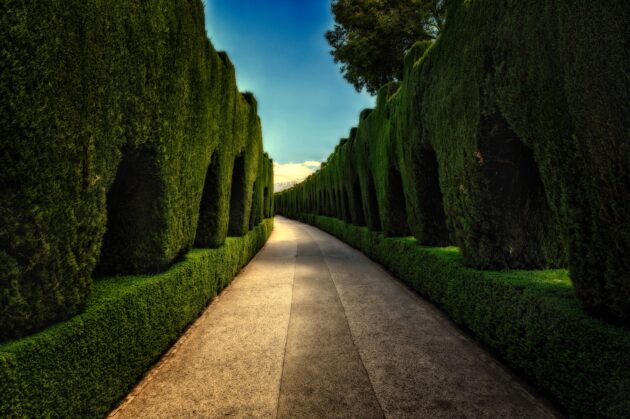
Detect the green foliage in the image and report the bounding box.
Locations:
[415,0,567,271]
[326,0,446,94]
[228,96,263,237]
[1,0,113,343]
[194,52,242,248]
[277,0,629,323]
[290,215,630,418]
[0,0,274,339]
[0,219,273,418]
[250,154,274,229]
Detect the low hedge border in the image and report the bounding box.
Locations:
[290,214,630,418]
[0,219,273,418]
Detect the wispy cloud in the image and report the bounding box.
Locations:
[273,161,321,191]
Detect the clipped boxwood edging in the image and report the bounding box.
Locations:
[0,219,273,418]
[289,214,630,418]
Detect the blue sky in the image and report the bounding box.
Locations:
[204,0,374,182]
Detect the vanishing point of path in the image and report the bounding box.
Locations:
[110,216,558,418]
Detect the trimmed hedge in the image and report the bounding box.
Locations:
[228,93,263,237]
[1,0,273,340]
[290,214,630,418]
[0,219,273,418]
[275,0,629,323]
[250,153,274,229]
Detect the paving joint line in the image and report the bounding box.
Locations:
[302,224,387,418]
[274,229,297,419]
[302,220,561,417]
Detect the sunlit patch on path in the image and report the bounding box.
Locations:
[111,217,557,418]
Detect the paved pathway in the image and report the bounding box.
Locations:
[110,216,558,418]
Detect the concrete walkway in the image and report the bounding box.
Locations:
[110,216,557,418]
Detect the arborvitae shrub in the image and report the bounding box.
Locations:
[249,153,273,229]
[0,0,272,340]
[275,0,628,324]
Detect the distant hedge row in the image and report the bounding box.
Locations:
[0,1,273,341]
[293,215,630,418]
[0,219,273,418]
[276,0,629,324]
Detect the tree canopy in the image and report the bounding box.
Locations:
[326,0,445,95]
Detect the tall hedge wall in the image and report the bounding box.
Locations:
[275,0,628,324]
[0,1,273,340]
[250,153,274,229]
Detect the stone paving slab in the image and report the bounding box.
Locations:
[276,243,382,418]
